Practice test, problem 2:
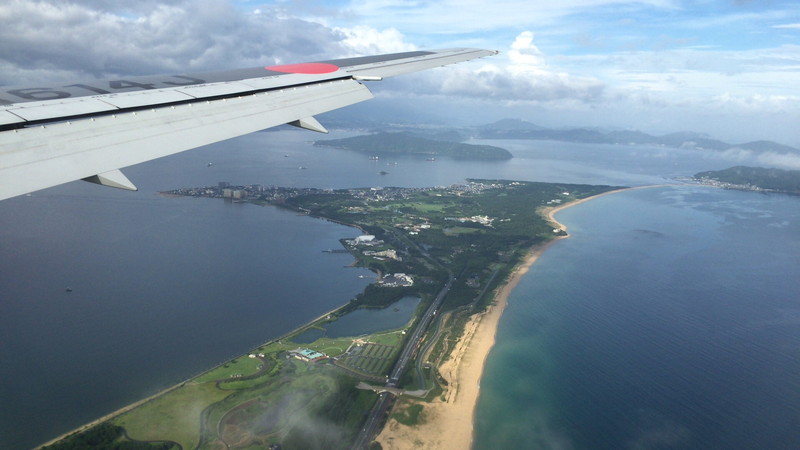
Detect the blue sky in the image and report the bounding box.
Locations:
[243,0,800,144]
[1,0,799,144]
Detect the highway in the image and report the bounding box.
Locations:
[351,391,393,450]
[351,227,458,449]
[388,273,453,385]
[352,271,453,449]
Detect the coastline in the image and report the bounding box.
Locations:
[36,301,356,448]
[375,236,561,450]
[40,184,671,449]
[376,185,657,449]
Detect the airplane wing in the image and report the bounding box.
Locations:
[0,48,496,200]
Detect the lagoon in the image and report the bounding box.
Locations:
[294,296,421,344]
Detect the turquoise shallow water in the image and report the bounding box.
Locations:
[474,186,800,449]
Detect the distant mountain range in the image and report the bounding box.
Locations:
[310,115,799,156]
[474,119,799,154]
[315,132,513,160]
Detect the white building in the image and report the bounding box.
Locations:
[354,235,376,243]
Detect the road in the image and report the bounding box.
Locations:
[352,270,453,449]
[352,226,461,449]
[351,391,393,450]
[387,273,453,385]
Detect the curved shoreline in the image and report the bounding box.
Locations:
[40,184,674,449]
[546,184,677,233]
[36,300,356,449]
[377,185,671,449]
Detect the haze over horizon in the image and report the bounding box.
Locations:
[1,0,798,145]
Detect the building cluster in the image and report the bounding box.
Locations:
[455,180,505,195]
[363,249,401,261]
[694,177,767,192]
[445,214,495,227]
[377,273,414,287]
[289,348,328,363]
[165,180,508,206]
[395,216,432,235]
[345,236,401,261]
[345,235,382,246]
[163,183,332,202]
[346,187,414,203]
[344,235,414,285]
[222,188,247,199]
[343,181,503,203]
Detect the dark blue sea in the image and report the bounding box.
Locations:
[475,186,800,449]
[1,128,798,448]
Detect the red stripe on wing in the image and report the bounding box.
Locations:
[265,63,339,74]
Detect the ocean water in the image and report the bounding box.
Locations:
[475,186,800,449]
[0,184,373,447]
[1,129,798,448]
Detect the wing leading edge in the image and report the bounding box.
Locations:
[0,48,496,201]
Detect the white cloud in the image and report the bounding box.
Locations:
[0,0,348,84]
[508,31,547,73]
[333,25,417,55]
[757,152,800,170]
[377,31,605,106]
[715,146,800,170]
[1,0,798,145]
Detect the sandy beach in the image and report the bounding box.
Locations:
[376,187,647,449]
[375,241,558,450]
[41,185,666,449]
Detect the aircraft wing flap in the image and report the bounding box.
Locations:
[0,75,352,127]
[0,110,23,126]
[175,81,269,98]
[98,89,196,109]
[2,97,118,123]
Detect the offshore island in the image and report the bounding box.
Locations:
[42,179,623,450]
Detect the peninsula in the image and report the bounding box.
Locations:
[694,166,800,195]
[43,180,622,449]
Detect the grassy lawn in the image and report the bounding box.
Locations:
[194,356,265,383]
[368,330,404,347]
[391,400,426,426]
[403,202,446,213]
[113,382,229,449]
[443,226,483,236]
[305,336,354,357]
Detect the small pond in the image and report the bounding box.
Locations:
[293,296,421,343]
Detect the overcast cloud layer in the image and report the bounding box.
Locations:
[1,0,798,145]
